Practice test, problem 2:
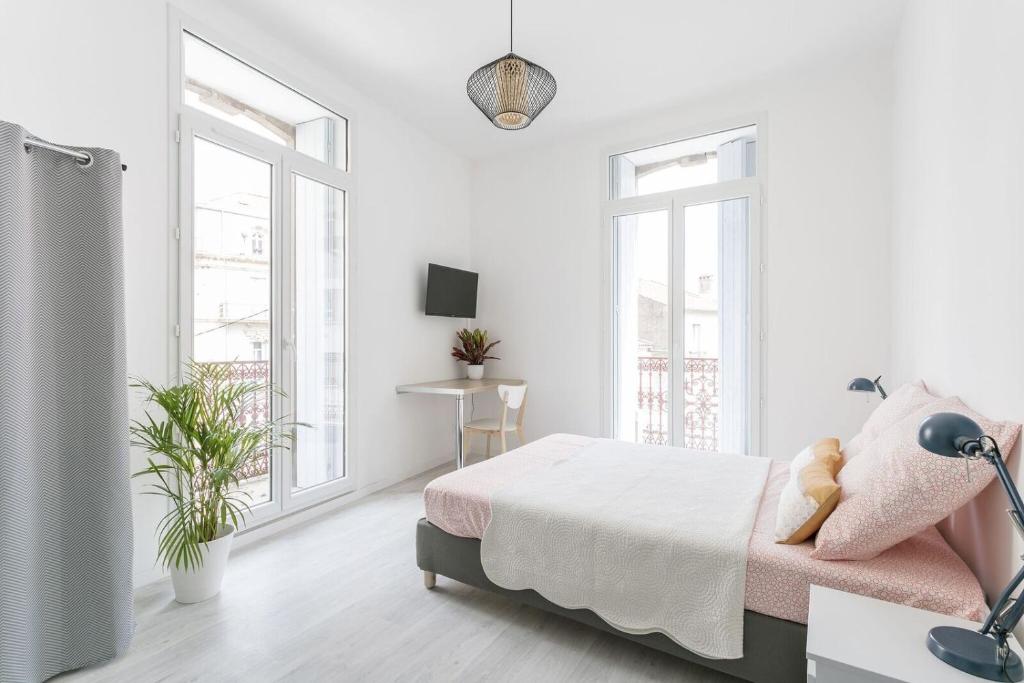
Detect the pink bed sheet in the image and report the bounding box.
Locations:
[423,434,988,625]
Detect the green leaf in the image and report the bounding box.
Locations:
[129,359,303,572]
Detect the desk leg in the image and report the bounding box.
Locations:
[455,395,465,470]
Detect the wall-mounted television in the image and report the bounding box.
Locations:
[425,263,478,318]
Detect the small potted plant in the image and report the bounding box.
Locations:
[451,328,501,380]
[130,361,293,604]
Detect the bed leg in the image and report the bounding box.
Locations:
[423,570,436,589]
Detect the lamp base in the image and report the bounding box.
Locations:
[927,626,1024,681]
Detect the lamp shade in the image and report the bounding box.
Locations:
[917,412,984,458]
[467,52,557,130]
[847,377,877,393]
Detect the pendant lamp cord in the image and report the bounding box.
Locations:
[510,0,514,53]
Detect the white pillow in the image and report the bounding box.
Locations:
[774,438,843,544]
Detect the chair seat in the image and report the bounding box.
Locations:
[465,418,518,432]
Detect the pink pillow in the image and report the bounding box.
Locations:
[842,380,939,462]
[813,395,1020,561]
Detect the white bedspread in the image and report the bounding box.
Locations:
[480,439,771,659]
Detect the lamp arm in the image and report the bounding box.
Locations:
[979,443,1024,637]
[872,376,888,400]
[989,445,1024,523]
[996,580,1024,641]
[983,563,1024,636]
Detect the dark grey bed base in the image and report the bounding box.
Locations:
[416,519,807,683]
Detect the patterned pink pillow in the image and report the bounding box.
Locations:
[842,380,939,462]
[813,396,1020,561]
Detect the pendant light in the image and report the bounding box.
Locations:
[466,0,556,130]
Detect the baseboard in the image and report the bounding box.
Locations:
[132,451,454,590]
[133,564,165,589]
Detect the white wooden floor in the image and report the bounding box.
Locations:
[63,462,741,682]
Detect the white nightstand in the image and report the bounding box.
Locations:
[806,585,1023,683]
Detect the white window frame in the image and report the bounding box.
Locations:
[168,9,357,527]
[599,114,767,457]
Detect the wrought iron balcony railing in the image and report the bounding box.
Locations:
[199,360,271,480]
[636,356,719,451]
[203,356,717,480]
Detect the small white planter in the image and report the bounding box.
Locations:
[170,525,235,604]
[466,364,484,380]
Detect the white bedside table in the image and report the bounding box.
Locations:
[806,585,1023,683]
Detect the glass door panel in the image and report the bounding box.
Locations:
[613,209,671,445]
[292,174,346,490]
[191,136,274,506]
[680,198,750,454]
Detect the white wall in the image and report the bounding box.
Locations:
[470,54,894,460]
[890,0,1024,606]
[18,0,1018,606]
[0,0,472,586]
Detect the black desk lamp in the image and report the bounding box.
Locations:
[848,375,888,399]
[918,411,1024,681]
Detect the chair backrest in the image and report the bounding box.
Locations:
[498,384,527,410]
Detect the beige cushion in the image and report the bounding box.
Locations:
[774,438,843,544]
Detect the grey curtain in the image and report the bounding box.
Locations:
[0,122,133,681]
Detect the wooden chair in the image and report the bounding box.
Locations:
[464,384,528,458]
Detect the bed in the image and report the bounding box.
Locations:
[417,434,988,682]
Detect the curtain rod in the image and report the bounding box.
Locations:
[24,139,127,172]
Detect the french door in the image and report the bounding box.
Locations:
[609,182,761,455]
[178,110,352,523]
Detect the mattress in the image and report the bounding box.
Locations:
[423,434,988,625]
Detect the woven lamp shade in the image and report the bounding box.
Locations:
[466,52,557,130]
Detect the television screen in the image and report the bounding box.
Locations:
[425,263,478,318]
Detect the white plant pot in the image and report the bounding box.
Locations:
[170,525,235,604]
[466,364,484,380]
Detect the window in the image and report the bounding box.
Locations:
[607,122,761,455]
[292,174,346,490]
[175,20,353,520]
[182,30,348,170]
[610,125,756,199]
[190,136,276,504]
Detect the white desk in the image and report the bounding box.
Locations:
[807,584,1022,682]
[396,378,525,469]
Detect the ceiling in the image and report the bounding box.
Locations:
[217,0,905,160]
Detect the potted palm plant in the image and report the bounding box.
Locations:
[451,328,501,379]
[130,361,292,604]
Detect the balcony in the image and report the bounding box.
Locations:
[636,356,719,451]
[200,360,271,480]
[206,357,718,483]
